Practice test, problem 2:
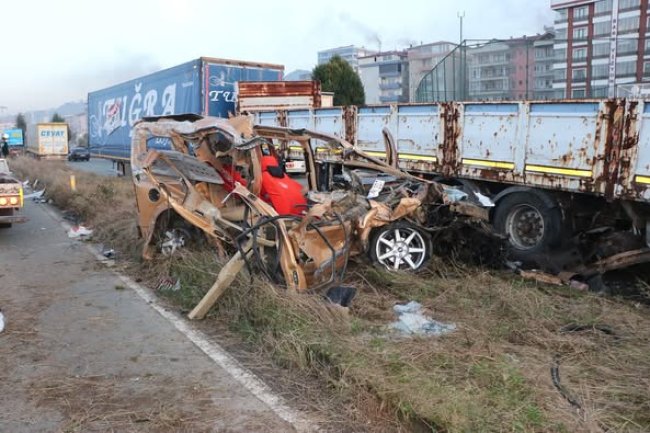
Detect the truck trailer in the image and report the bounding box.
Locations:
[25,123,69,160]
[87,57,284,173]
[254,99,650,263]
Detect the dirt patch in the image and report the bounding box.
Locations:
[28,374,222,433]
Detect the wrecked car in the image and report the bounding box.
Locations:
[130,115,481,298]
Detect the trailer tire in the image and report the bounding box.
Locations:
[493,192,562,261]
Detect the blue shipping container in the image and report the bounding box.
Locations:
[87,57,283,160]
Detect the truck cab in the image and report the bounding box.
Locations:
[0,159,26,228]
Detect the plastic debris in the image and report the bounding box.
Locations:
[0,309,5,333]
[67,225,93,239]
[325,286,357,307]
[156,277,181,292]
[474,191,495,207]
[442,186,468,204]
[102,248,116,258]
[25,189,46,201]
[390,301,456,336]
[161,231,185,255]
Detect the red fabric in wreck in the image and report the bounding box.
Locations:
[260,155,307,216]
[218,164,247,192]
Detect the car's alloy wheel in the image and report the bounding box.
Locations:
[371,223,430,271]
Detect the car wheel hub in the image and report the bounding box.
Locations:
[376,227,426,271]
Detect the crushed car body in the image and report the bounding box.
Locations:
[130,115,486,317]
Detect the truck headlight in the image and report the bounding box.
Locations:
[9,196,18,205]
[0,197,7,205]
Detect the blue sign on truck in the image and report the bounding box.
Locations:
[87,57,284,161]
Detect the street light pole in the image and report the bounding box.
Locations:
[458,11,466,100]
[458,11,465,45]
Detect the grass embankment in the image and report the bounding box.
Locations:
[11,157,650,433]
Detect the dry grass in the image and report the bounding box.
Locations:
[11,157,650,433]
[9,156,139,257]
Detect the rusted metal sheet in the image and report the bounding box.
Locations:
[236,81,321,112]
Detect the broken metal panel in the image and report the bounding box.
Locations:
[394,104,440,173]
[623,100,650,201]
[456,102,525,184]
[523,101,609,195]
[355,106,397,158]
[236,81,322,112]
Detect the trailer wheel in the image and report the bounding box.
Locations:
[368,222,431,272]
[493,192,562,260]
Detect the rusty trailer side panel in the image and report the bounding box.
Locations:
[236,81,322,112]
[253,99,649,204]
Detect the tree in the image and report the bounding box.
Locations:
[312,56,365,106]
[50,113,73,142]
[51,113,65,123]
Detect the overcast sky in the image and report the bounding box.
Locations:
[2,0,555,113]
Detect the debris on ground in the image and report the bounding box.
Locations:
[161,231,186,256]
[0,309,4,333]
[156,277,181,292]
[102,248,116,259]
[25,189,46,201]
[325,286,357,307]
[389,301,456,336]
[67,225,93,240]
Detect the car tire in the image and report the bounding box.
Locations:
[368,222,431,272]
[492,192,563,261]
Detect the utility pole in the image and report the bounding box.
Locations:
[458,11,465,45]
[458,11,466,100]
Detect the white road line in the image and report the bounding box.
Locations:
[40,204,319,433]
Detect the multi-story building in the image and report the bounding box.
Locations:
[317,45,377,73]
[406,41,456,101]
[467,35,543,100]
[551,0,650,98]
[358,51,409,104]
[533,29,558,99]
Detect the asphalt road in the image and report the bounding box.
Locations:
[0,201,298,432]
[67,157,121,177]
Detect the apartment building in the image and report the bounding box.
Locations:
[317,45,377,73]
[467,36,541,100]
[406,41,456,101]
[358,51,409,104]
[533,30,558,98]
[551,0,650,98]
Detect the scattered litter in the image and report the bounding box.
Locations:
[367,179,386,199]
[67,225,93,239]
[474,191,495,207]
[21,179,30,187]
[0,309,4,333]
[114,284,126,291]
[32,179,39,189]
[325,286,357,307]
[156,277,180,292]
[25,189,46,201]
[62,210,81,224]
[390,301,456,336]
[102,248,116,258]
[442,186,468,204]
[161,231,185,255]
